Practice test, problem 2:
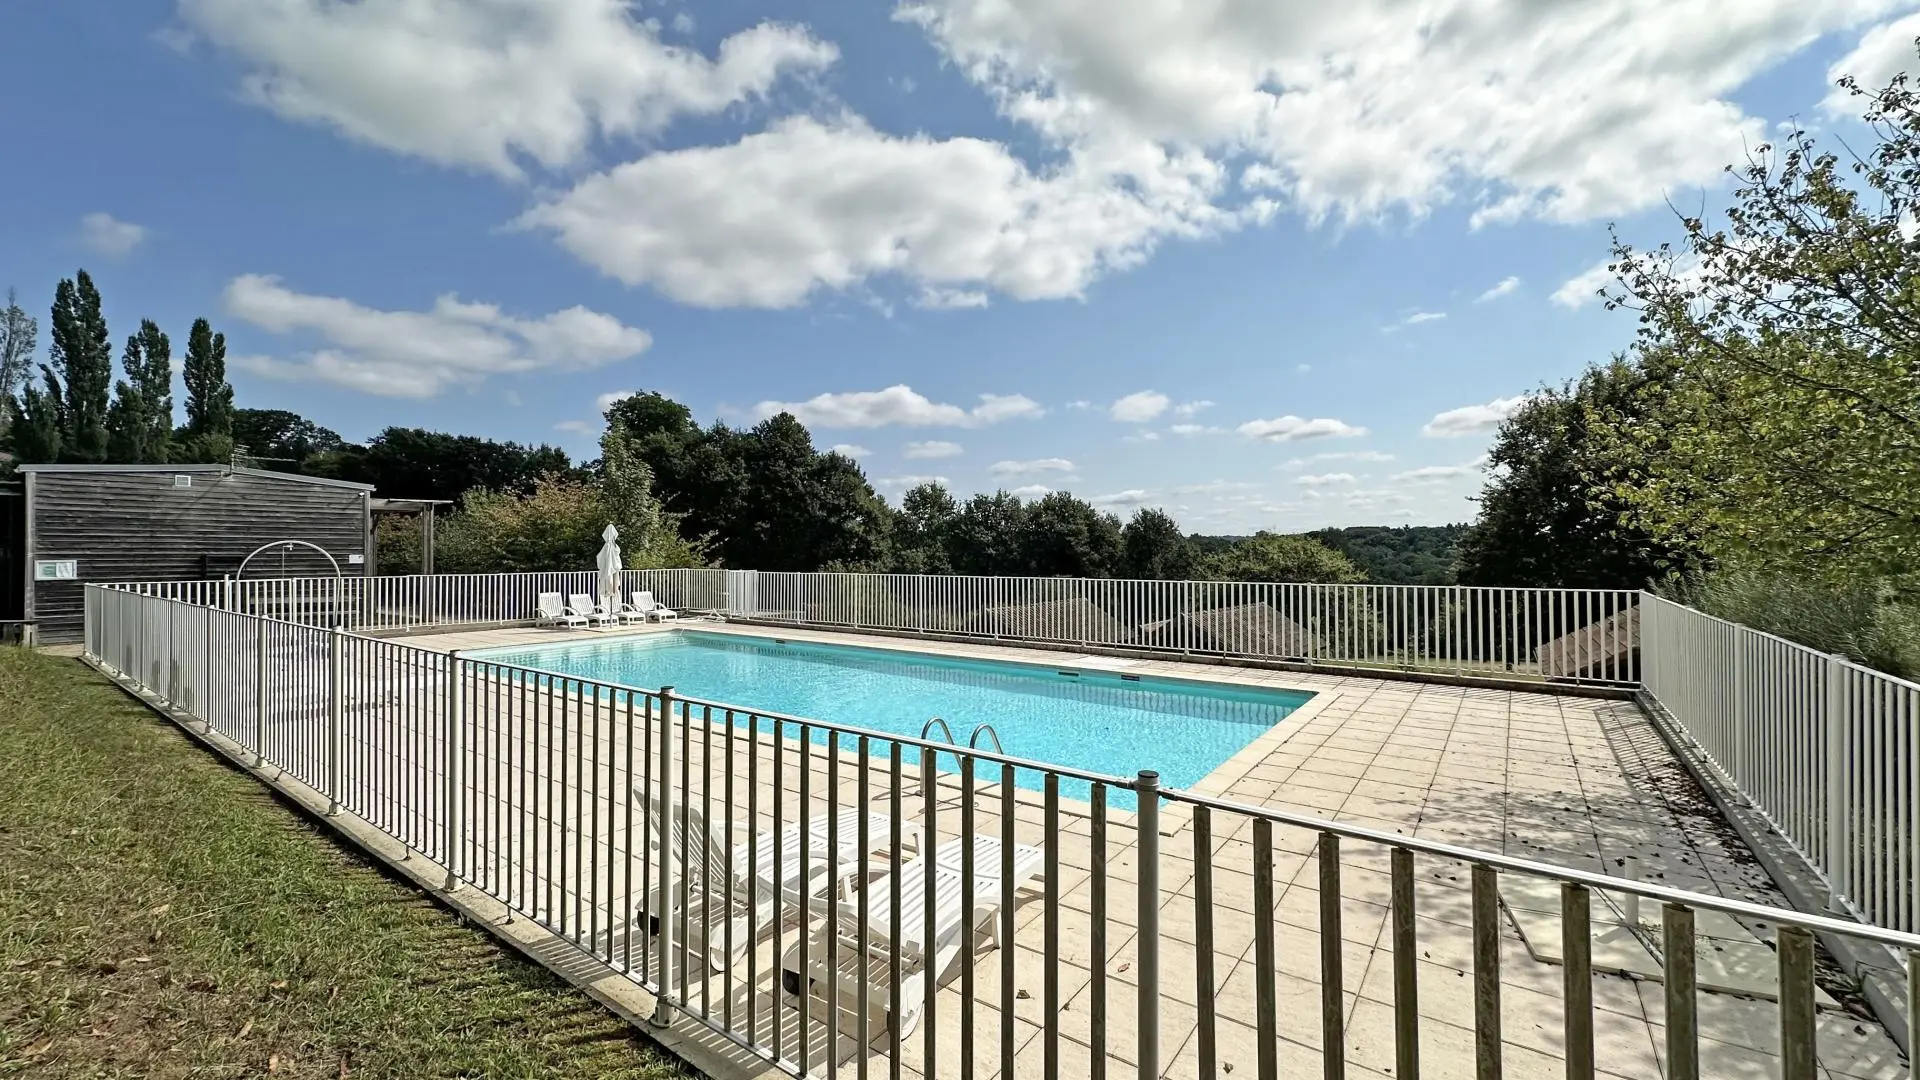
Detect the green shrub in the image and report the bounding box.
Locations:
[1664,568,1920,680]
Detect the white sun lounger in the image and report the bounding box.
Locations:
[566,593,617,628]
[636,790,922,972]
[632,590,679,622]
[535,592,588,629]
[779,835,1045,1037]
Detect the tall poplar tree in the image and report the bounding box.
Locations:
[48,270,112,463]
[179,317,235,462]
[106,320,173,462]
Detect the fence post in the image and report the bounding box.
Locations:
[251,618,267,768]
[1136,770,1161,1080]
[1452,585,1464,677]
[652,685,677,1027]
[443,650,462,892]
[326,625,344,816]
[1824,653,1849,912]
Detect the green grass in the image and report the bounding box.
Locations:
[0,646,695,1080]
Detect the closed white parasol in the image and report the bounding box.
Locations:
[595,523,623,613]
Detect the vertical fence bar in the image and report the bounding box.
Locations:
[1090,783,1108,1080]
[1136,770,1160,1080]
[1562,883,1593,1080]
[326,625,343,815]
[1664,904,1698,1080]
[1472,863,1501,1080]
[251,618,267,767]
[1777,926,1815,1080]
[653,686,676,1027]
[1192,806,1217,1079]
[1390,847,1419,1080]
[442,651,463,891]
[1253,819,1278,1080]
[1319,832,1345,1080]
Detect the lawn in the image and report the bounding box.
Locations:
[0,646,694,1080]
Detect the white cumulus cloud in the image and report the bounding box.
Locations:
[1475,276,1520,302]
[752,385,1044,428]
[1238,415,1367,443]
[1825,13,1920,114]
[830,443,871,458]
[224,274,652,398]
[1403,311,1446,325]
[78,212,147,257]
[1422,396,1532,437]
[989,457,1076,476]
[1393,464,1477,481]
[176,0,836,177]
[904,440,964,459]
[1110,390,1171,422]
[1295,472,1357,487]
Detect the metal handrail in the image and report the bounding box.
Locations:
[967,723,1004,755]
[920,716,956,744]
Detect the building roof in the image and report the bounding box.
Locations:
[1539,606,1639,679]
[963,596,1134,643]
[14,463,374,492]
[1139,601,1319,656]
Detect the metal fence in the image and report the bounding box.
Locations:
[1641,596,1920,936]
[83,584,1920,1080]
[114,570,1642,685]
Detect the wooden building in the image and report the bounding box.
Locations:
[14,464,373,642]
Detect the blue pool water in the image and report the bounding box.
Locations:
[469,630,1312,802]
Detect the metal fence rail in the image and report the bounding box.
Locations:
[1641,596,1920,936]
[110,570,1642,685]
[83,584,1920,1080]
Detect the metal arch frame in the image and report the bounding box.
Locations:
[235,540,345,630]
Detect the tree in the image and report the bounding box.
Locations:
[1456,359,1695,590]
[1204,532,1364,584]
[890,483,959,574]
[1599,66,1920,586]
[179,318,234,462]
[230,408,345,468]
[1018,491,1123,578]
[318,427,574,502]
[604,392,893,572]
[949,491,1029,576]
[48,270,112,463]
[1120,508,1199,579]
[7,370,64,464]
[1307,525,1467,586]
[106,320,173,463]
[0,288,35,440]
[600,416,704,568]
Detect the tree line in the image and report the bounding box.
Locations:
[1,271,235,466]
[1453,64,1919,677]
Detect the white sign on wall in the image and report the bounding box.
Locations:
[34,559,78,581]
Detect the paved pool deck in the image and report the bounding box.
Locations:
[369,620,1909,1080]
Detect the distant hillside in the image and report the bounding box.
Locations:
[1306,525,1467,585]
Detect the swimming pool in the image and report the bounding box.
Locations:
[468,630,1312,802]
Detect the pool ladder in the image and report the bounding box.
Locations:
[920,716,1005,754]
[921,718,1006,801]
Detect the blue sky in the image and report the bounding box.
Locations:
[3,1,1915,533]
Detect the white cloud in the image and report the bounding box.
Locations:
[901,0,1905,228]
[989,457,1076,476]
[518,115,1232,308]
[1295,472,1357,487]
[554,418,597,436]
[1295,363,1312,374]
[1088,488,1152,509]
[1393,464,1476,481]
[1009,484,1054,498]
[1065,400,1094,410]
[1238,415,1367,442]
[1422,395,1532,437]
[1551,259,1619,309]
[223,274,652,398]
[752,385,1044,428]
[1171,399,1215,418]
[904,439,964,459]
[914,287,991,310]
[1280,450,1395,468]
[1825,13,1920,114]
[596,390,638,413]
[1403,311,1446,325]
[1475,275,1521,302]
[671,12,695,35]
[877,474,951,489]
[1110,390,1171,422]
[830,443,871,458]
[1167,423,1225,436]
[177,0,836,177]
[78,212,147,257]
